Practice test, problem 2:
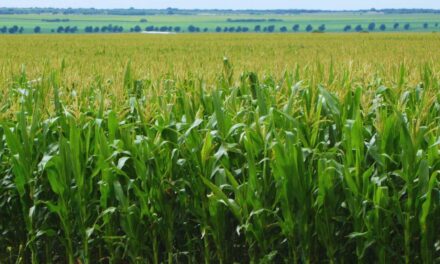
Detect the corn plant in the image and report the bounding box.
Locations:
[1,59,440,263]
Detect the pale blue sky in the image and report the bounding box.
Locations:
[1,0,439,10]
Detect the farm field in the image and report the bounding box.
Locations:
[1,13,440,33]
[0,33,440,263]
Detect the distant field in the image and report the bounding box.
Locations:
[1,33,440,95]
[1,13,440,33]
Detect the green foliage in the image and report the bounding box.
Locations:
[1,63,440,263]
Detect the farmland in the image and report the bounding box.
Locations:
[0,33,440,263]
[1,12,440,33]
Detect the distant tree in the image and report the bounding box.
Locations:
[140,18,148,23]
[145,25,154,31]
[51,29,55,33]
[404,23,410,30]
[368,22,376,31]
[203,27,208,32]
[223,27,228,32]
[34,26,41,33]
[228,27,235,32]
[436,23,439,27]
[56,26,64,33]
[64,26,71,33]
[160,26,168,32]
[174,26,181,32]
[0,26,7,33]
[254,25,261,32]
[188,25,196,32]
[292,24,300,32]
[8,25,18,34]
[263,27,267,32]
[242,27,249,32]
[355,25,363,32]
[216,26,222,32]
[84,26,93,33]
[280,26,288,32]
[306,24,313,32]
[101,26,108,32]
[343,25,352,32]
[393,23,400,29]
[423,23,429,29]
[379,24,386,31]
[318,24,326,32]
[133,25,142,32]
[236,26,242,32]
[267,25,275,32]
[19,27,24,33]
[94,26,100,33]
[70,26,78,33]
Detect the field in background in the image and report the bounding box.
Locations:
[1,33,440,123]
[1,33,440,263]
[1,33,440,87]
[1,13,440,33]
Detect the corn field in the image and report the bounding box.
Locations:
[0,34,440,263]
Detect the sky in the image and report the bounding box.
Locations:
[1,0,439,10]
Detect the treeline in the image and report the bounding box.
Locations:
[144,25,182,32]
[0,25,24,34]
[54,26,79,33]
[84,24,124,33]
[218,22,436,33]
[140,25,204,32]
[342,22,416,32]
[376,8,440,14]
[2,7,440,16]
[0,22,437,34]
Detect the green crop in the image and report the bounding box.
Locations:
[0,34,440,263]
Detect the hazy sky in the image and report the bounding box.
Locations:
[1,0,439,10]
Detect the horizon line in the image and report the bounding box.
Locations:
[1,7,440,12]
